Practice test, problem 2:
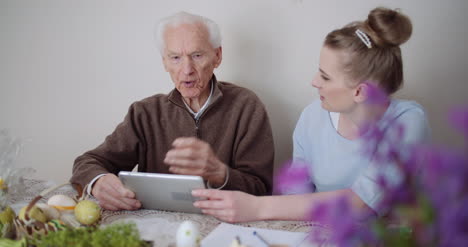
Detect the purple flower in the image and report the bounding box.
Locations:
[375,139,468,246]
[438,197,468,247]
[274,160,313,194]
[377,183,414,212]
[307,196,377,247]
[448,106,468,140]
[414,146,468,209]
[359,117,405,164]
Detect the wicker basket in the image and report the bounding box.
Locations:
[13,183,79,240]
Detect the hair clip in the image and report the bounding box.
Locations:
[355,29,372,48]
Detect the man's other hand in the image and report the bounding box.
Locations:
[164,137,228,187]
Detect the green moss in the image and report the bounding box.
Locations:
[33,223,149,247]
[0,237,27,247]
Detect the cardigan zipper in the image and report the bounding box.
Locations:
[195,118,201,138]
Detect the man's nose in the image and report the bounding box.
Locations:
[182,58,195,75]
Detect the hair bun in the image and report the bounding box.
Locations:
[364,7,412,47]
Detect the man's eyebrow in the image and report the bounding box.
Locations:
[166,50,180,56]
[166,51,205,56]
[189,50,205,55]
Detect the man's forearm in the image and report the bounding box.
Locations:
[70,156,111,188]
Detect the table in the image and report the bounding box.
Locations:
[8,179,329,247]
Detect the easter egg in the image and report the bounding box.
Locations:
[74,200,101,225]
[47,195,77,212]
[0,206,15,224]
[0,178,7,190]
[19,205,47,223]
[176,220,201,247]
[36,203,61,221]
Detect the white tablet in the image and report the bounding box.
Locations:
[118,171,206,214]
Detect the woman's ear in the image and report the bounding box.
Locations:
[354,83,368,103]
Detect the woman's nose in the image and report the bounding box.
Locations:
[311,75,320,88]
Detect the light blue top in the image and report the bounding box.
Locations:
[292,99,431,214]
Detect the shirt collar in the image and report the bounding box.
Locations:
[168,74,222,117]
[183,80,214,120]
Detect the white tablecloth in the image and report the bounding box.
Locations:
[8,179,329,247]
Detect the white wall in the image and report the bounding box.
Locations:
[1,0,467,183]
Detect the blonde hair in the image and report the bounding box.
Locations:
[324,7,412,94]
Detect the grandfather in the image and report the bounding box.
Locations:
[70,12,274,211]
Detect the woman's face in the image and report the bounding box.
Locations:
[311,46,358,113]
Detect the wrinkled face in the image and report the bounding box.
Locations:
[311,46,358,113]
[162,23,222,101]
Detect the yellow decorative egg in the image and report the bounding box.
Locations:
[74,200,101,225]
[0,178,7,190]
[18,205,47,223]
[0,206,15,224]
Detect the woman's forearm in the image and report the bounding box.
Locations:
[257,189,374,221]
[257,194,316,221]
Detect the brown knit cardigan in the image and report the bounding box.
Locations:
[70,76,274,196]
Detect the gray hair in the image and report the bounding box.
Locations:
[156,12,222,52]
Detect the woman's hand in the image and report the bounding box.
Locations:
[192,189,261,223]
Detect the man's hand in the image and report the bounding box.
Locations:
[91,174,141,211]
[164,137,228,187]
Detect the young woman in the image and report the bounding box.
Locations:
[191,7,430,223]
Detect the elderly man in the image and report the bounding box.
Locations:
[70,12,274,211]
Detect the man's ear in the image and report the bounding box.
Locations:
[354,83,368,103]
[213,46,222,68]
